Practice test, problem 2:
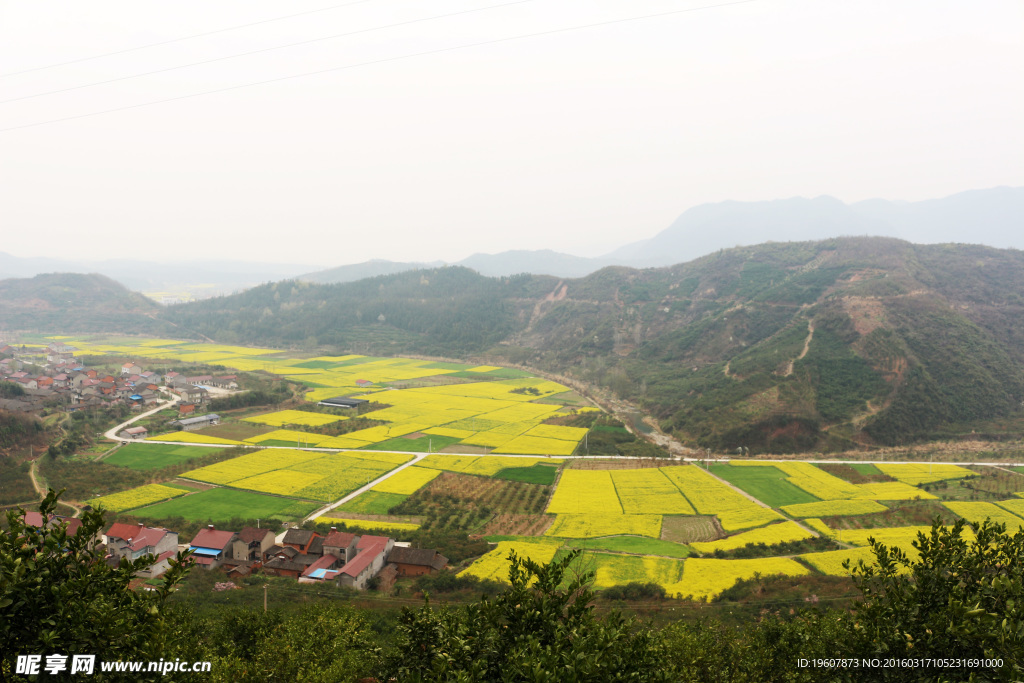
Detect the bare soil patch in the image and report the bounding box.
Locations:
[660,515,722,543]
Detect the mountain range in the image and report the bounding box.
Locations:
[2,187,1020,291]
[303,186,1023,282]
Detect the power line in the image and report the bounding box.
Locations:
[0,0,383,80]
[0,0,536,106]
[0,0,762,134]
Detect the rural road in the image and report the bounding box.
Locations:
[103,396,178,442]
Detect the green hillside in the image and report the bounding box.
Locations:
[9,239,1024,451]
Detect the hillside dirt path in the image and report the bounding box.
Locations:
[782,320,815,377]
[29,459,83,517]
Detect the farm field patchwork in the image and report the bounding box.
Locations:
[661,466,784,531]
[134,488,318,521]
[182,448,411,502]
[60,335,596,457]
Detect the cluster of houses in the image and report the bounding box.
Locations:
[0,341,236,417]
[21,512,448,592]
[186,524,447,591]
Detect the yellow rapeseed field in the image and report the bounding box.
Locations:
[876,463,976,485]
[459,540,562,583]
[689,521,814,554]
[182,449,325,485]
[147,432,244,446]
[666,557,810,601]
[943,501,1024,531]
[372,467,441,495]
[851,482,937,500]
[88,484,187,512]
[314,517,419,533]
[781,499,888,517]
[244,429,333,446]
[420,455,560,476]
[546,470,623,515]
[243,410,347,427]
[661,466,783,530]
[610,469,695,515]
[544,514,662,538]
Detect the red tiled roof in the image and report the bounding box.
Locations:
[107,522,145,541]
[191,528,236,550]
[192,556,215,566]
[237,527,270,544]
[341,541,387,577]
[357,534,390,549]
[23,512,83,537]
[325,530,356,548]
[129,527,169,552]
[155,550,175,563]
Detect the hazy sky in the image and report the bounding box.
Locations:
[1,0,1021,266]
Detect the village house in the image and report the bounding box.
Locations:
[262,546,306,579]
[170,413,219,431]
[174,385,209,404]
[119,426,148,440]
[281,528,321,555]
[189,526,238,570]
[231,527,275,562]
[337,535,395,591]
[210,375,238,389]
[22,511,101,547]
[388,547,449,578]
[121,362,143,376]
[105,522,179,577]
[323,528,360,563]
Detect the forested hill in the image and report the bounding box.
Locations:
[161,238,1024,451]
[0,273,174,335]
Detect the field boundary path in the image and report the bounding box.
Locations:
[302,452,430,523]
[691,461,828,540]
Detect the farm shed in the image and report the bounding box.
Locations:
[388,547,448,577]
[318,397,368,409]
